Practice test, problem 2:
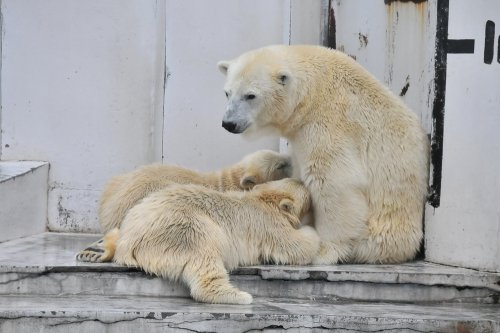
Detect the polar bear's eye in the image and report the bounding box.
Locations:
[245,94,256,101]
[225,91,229,98]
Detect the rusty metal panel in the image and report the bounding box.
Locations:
[329,0,500,272]
[330,0,436,135]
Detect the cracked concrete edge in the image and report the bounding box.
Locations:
[0,310,498,333]
[3,264,499,291]
[235,267,500,292]
[1,271,498,304]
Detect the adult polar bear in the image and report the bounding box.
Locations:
[218,45,429,264]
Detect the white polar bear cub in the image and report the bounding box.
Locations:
[218,45,429,264]
[112,178,320,304]
[76,150,291,263]
[99,149,292,233]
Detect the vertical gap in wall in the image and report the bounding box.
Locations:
[161,8,167,163]
[327,0,336,49]
[162,55,167,162]
[429,0,449,208]
[0,0,3,160]
[279,0,292,153]
[288,0,292,45]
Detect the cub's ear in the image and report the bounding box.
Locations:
[276,160,289,170]
[276,160,292,175]
[240,174,257,189]
[280,198,301,228]
[275,70,291,86]
[279,198,294,213]
[217,60,231,75]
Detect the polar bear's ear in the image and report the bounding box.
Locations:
[217,61,231,75]
[240,174,257,189]
[279,198,294,213]
[275,70,291,86]
[279,198,301,227]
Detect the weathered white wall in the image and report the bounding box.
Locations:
[0,0,322,232]
[1,0,166,232]
[162,0,322,170]
[332,0,499,272]
[1,0,498,273]
[331,0,436,133]
[162,0,282,170]
[425,0,500,272]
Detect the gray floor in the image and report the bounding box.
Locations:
[0,233,499,332]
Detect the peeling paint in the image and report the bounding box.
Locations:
[385,0,428,4]
[335,45,357,60]
[358,33,368,48]
[56,195,77,230]
[399,75,410,96]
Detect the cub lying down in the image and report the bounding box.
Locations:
[99,149,292,233]
[108,178,320,304]
[76,150,291,262]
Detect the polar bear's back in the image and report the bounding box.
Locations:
[114,185,236,276]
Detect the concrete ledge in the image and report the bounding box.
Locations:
[0,161,49,242]
[0,233,499,304]
[0,295,499,333]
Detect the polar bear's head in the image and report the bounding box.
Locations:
[238,150,292,190]
[218,46,300,137]
[253,178,311,227]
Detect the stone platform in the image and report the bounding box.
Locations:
[0,233,499,332]
[0,161,48,242]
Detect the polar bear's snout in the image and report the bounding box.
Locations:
[222,118,248,134]
[221,120,238,133]
[221,106,251,134]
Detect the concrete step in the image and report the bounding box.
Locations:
[0,161,49,242]
[1,294,499,332]
[1,233,499,305]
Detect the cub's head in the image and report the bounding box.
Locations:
[252,178,311,228]
[238,150,292,190]
[218,46,301,137]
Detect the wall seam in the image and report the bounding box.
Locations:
[0,0,3,160]
[161,2,167,162]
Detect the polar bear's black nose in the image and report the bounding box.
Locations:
[222,121,237,133]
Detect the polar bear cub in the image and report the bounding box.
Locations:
[99,149,292,233]
[218,45,429,264]
[76,150,292,263]
[111,178,319,304]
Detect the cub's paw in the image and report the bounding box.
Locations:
[75,238,112,263]
[218,291,253,305]
[200,290,253,305]
[234,291,253,305]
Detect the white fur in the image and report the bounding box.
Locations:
[98,150,292,232]
[113,178,320,304]
[218,45,429,264]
